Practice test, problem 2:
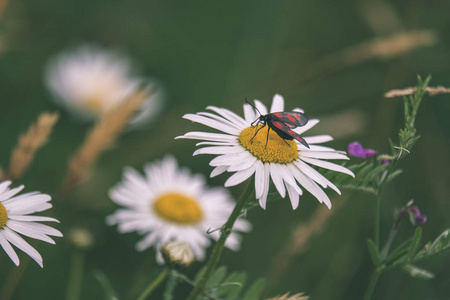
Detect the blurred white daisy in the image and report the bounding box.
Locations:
[0,181,62,267]
[176,94,354,209]
[106,156,251,262]
[45,45,162,125]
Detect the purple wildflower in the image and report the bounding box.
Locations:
[381,159,390,165]
[410,206,427,224]
[348,142,377,158]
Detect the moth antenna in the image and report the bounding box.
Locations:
[245,98,262,116]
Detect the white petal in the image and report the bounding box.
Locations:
[224,166,255,187]
[258,197,267,210]
[8,215,59,223]
[0,233,19,266]
[269,163,286,198]
[176,131,237,142]
[194,146,245,156]
[253,100,268,115]
[303,135,334,144]
[2,227,43,267]
[278,164,302,195]
[254,161,266,199]
[210,166,228,178]
[0,185,25,202]
[206,106,247,127]
[300,151,350,160]
[288,165,332,208]
[286,183,300,209]
[300,157,355,177]
[182,114,241,135]
[258,163,271,208]
[209,150,248,167]
[197,112,243,130]
[295,160,341,195]
[270,94,284,112]
[196,141,235,146]
[0,181,12,195]
[295,119,319,134]
[243,103,257,123]
[227,155,258,172]
[6,221,56,244]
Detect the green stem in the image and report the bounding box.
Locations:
[363,270,381,300]
[374,191,382,250]
[163,270,177,300]
[186,178,254,300]
[65,250,85,300]
[137,268,170,300]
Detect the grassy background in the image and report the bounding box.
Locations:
[1,0,450,299]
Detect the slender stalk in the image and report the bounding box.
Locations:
[137,268,170,300]
[186,178,254,300]
[65,250,85,300]
[163,270,177,300]
[374,191,382,250]
[363,270,381,300]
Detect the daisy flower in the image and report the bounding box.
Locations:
[106,156,251,262]
[0,181,62,267]
[176,94,354,209]
[45,45,162,125]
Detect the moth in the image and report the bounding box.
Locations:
[246,99,310,148]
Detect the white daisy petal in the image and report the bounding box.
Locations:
[2,227,43,267]
[0,233,20,266]
[0,182,61,267]
[183,114,241,135]
[206,106,248,127]
[254,161,266,199]
[295,119,320,134]
[176,131,237,142]
[210,166,228,178]
[243,103,257,123]
[197,112,243,130]
[300,151,350,160]
[304,135,334,144]
[269,163,286,198]
[107,156,250,263]
[286,183,300,209]
[301,157,355,177]
[224,166,256,187]
[288,165,332,208]
[259,163,271,206]
[194,146,245,156]
[270,94,285,112]
[253,100,268,115]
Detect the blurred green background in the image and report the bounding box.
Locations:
[1,0,450,299]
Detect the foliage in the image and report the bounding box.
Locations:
[193,266,265,300]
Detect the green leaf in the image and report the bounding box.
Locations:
[414,229,450,262]
[367,239,381,266]
[194,267,206,283]
[384,239,413,266]
[402,264,435,279]
[407,227,423,261]
[242,278,265,300]
[217,272,247,300]
[205,266,228,289]
[386,169,403,183]
[94,271,120,300]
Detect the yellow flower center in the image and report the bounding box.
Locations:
[0,201,8,229]
[239,125,299,163]
[153,193,203,225]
